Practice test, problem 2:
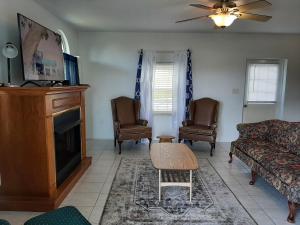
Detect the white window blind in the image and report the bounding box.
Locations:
[152,63,174,113]
[247,63,279,103]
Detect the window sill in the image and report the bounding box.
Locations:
[247,101,277,105]
[153,111,172,115]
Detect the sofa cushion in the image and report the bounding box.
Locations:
[233,138,289,155]
[233,139,300,186]
[237,121,269,140]
[259,152,300,186]
[267,120,300,156]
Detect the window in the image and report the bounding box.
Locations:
[246,63,280,103]
[57,29,70,54]
[152,63,174,113]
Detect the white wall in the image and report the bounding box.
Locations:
[78,32,300,142]
[243,104,277,123]
[0,0,78,83]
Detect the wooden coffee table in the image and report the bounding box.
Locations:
[150,143,199,202]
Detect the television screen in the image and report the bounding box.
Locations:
[18,14,65,81]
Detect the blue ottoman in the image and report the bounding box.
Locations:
[24,206,91,225]
[0,220,10,225]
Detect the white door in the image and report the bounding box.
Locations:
[243,59,287,123]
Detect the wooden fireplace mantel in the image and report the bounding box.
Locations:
[0,85,92,211]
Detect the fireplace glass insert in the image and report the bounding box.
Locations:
[54,108,82,187]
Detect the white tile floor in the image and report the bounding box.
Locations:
[0,140,299,225]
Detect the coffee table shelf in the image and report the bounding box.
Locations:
[150,143,199,202]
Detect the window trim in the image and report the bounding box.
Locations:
[244,59,281,104]
[242,58,288,122]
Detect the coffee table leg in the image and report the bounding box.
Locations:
[159,169,161,202]
[190,170,192,203]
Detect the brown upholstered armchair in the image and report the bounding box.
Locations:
[179,98,219,156]
[111,96,152,154]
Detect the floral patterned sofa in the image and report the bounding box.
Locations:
[229,120,300,223]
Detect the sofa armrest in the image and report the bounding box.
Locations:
[137,119,148,126]
[237,121,269,139]
[182,120,194,127]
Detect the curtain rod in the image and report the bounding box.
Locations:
[155,50,175,53]
[138,50,174,53]
[138,50,190,53]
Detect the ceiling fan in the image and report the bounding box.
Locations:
[176,0,272,28]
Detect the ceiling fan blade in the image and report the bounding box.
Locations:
[189,4,213,10]
[176,15,208,23]
[236,0,272,12]
[239,13,272,22]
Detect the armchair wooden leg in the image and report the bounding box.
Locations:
[189,140,193,146]
[249,170,257,185]
[135,140,139,144]
[229,152,233,163]
[118,141,123,154]
[114,137,117,147]
[148,138,152,150]
[178,139,182,143]
[210,143,214,157]
[287,201,297,223]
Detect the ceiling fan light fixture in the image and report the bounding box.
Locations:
[209,13,237,28]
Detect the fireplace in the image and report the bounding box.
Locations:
[54,108,82,187]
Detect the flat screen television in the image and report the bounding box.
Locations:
[17,13,65,81]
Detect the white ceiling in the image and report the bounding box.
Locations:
[34,0,300,33]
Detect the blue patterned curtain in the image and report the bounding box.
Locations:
[63,53,80,85]
[134,49,143,100]
[185,49,193,119]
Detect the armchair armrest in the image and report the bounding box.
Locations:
[137,119,148,126]
[237,121,269,140]
[210,123,217,130]
[182,120,194,127]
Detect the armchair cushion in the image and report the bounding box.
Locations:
[179,125,214,136]
[118,125,152,141]
[120,125,151,133]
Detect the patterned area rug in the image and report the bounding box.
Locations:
[100,158,257,225]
